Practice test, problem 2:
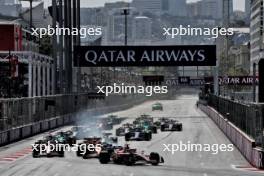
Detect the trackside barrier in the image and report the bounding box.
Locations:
[49,118,57,129]
[56,117,64,126]
[0,131,9,145]
[40,120,49,131]
[199,104,264,169]
[21,125,32,138]
[0,91,175,147]
[0,94,148,146]
[32,122,41,134]
[63,115,70,125]
[9,128,21,142]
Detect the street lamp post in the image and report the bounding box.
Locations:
[121,8,129,46]
[29,0,32,28]
[120,8,130,83]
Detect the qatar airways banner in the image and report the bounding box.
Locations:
[218,76,259,85]
[74,45,216,67]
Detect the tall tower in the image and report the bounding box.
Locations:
[168,0,187,17]
[131,0,162,14]
[245,0,251,15]
[222,0,233,26]
[245,0,251,24]
[250,0,264,73]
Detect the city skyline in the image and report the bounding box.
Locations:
[21,0,245,11]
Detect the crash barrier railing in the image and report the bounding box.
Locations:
[199,103,264,169]
[0,93,156,131]
[0,93,103,131]
[0,90,177,146]
[0,93,150,146]
[206,94,263,148]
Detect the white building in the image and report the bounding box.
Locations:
[187,0,224,19]
[107,8,138,44]
[133,16,151,44]
[131,0,162,14]
[3,0,17,4]
[245,0,251,23]
[0,51,54,97]
[245,0,251,15]
[167,0,187,17]
[222,0,234,24]
[201,0,218,18]
[250,0,264,73]
[0,0,21,17]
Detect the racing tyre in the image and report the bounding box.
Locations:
[125,133,130,141]
[152,126,157,134]
[124,154,135,166]
[99,152,110,164]
[147,133,152,141]
[160,125,165,132]
[82,153,89,159]
[32,150,39,158]
[76,146,82,157]
[149,152,160,166]
[179,125,183,131]
[58,150,64,157]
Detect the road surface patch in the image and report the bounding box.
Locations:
[0,147,31,163]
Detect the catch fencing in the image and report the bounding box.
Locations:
[207,94,264,148]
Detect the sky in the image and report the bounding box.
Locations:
[22,0,245,11]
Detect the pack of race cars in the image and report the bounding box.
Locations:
[116,114,183,142]
[32,103,182,166]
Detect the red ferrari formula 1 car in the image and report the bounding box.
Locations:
[98,144,164,166]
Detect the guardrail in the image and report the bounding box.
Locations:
[0,94,98,131]
[206,94,263,148]
[0,89,178,146]
[0,93,151,146]
[199,103,264,169]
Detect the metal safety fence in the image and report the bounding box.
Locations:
[207,94,264,148]
[0,94,104,131]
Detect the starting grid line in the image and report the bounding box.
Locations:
[0,147,32,163]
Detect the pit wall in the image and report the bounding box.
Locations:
[199,103,264,169]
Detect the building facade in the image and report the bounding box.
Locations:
[250,0,264,73]
[0,2,21,17]
[167,0,187,17]
[0,51,54,98]
[234,45,250,73]
[133,16,151,44]
[131,0,162,14]
[107,8,139,44]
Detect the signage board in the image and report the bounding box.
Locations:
[74,45,216,67]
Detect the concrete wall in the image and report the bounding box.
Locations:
[199,104,264,169]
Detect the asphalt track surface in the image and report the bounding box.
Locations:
[0,89,263,176]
